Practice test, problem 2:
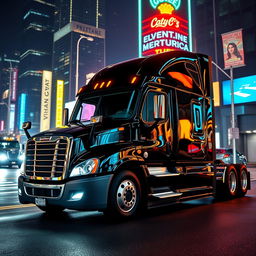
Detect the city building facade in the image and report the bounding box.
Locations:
[193,0,256,162]
[52,0,106,108]
[18,0,55,135]
[0,53,20,135]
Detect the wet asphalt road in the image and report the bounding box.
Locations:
[1,167,256,256]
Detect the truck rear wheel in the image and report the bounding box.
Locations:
[238,167,248,197]
[215,166,239,200]
[104,170,142,218]
[225,166,239,198]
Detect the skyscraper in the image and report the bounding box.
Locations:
[53,0,106,105]
[0,53,20,134]
[18,0,55,134]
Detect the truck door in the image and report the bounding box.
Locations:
[140,89,172,164]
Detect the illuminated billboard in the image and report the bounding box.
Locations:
[9,104,15,132]
[222,75,256,105]
[56,80,64,127]
[138,0,192,56]
[40,71,52,132]
[19,93,27,130]
[0,121,4,131]
[213,82,220,107]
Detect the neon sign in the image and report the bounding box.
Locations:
[150,0,181,10]
[139,0,192,56]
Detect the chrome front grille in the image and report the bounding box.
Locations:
[25,136,71,180]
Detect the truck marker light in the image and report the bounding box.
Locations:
[100,82,105,88]
[94,83,99,90]
[106,80,112,87]
[131,76,137,84]
[168,72,192,89]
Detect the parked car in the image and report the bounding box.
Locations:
[216,148,247,165]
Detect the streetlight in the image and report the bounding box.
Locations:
[75,35,94,97]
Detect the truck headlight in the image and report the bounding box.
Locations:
[0,153,8,161]
[70,158,99,177]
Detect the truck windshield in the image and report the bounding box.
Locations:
[71,90,137,123]
[0,141,20,149]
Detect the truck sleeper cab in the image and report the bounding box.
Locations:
[18,51,250,218]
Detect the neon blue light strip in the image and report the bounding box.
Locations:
[19,94,27,130]
[138,0,142,57]
[188,0,192,51]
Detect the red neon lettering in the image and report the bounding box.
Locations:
[151,17,180,29]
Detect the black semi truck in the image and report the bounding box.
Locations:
[18,51,250,218]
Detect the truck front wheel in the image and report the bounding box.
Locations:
[105,170,142,218]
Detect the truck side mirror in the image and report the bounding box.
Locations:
[22,121,31,130]
[153,94,166,120]
[22,121,31,139]
[63,108,69,126]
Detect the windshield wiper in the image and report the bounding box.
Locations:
[69,120,86,127]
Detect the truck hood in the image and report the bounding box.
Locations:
[33,123,131,150]
[34,125,89,138]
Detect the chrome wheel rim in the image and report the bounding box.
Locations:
[116,179,137,213]
[229,171,237,193]
[241,170,247,191]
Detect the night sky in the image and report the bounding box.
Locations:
[0,0,138,64]
[0,0,22,54]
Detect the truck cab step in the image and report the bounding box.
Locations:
[151,191,183,199]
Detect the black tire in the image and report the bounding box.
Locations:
[104,170,142,218]
[37,205,65,214]
[224,166,239,198]
[238,166,248,197]
[215,165,239,200]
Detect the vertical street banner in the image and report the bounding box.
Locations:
[40,71,52,132]
[56,80,64,127]
[139,0,192,56]
[221,29,245,69]
[11,68,18,102]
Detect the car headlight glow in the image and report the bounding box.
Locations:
[70,158,99,177]
[0,153,8,161]
[18,154,25,161]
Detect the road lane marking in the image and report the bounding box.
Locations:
[0,191,18,194]
[0,204,35,211]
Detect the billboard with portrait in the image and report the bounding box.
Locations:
[221,29,245,69]
[138,0,192,56]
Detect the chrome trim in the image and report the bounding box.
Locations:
[148,167,181,177]
[23,182,65,199]
[152,191,182,199]
[24,136,72,180]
